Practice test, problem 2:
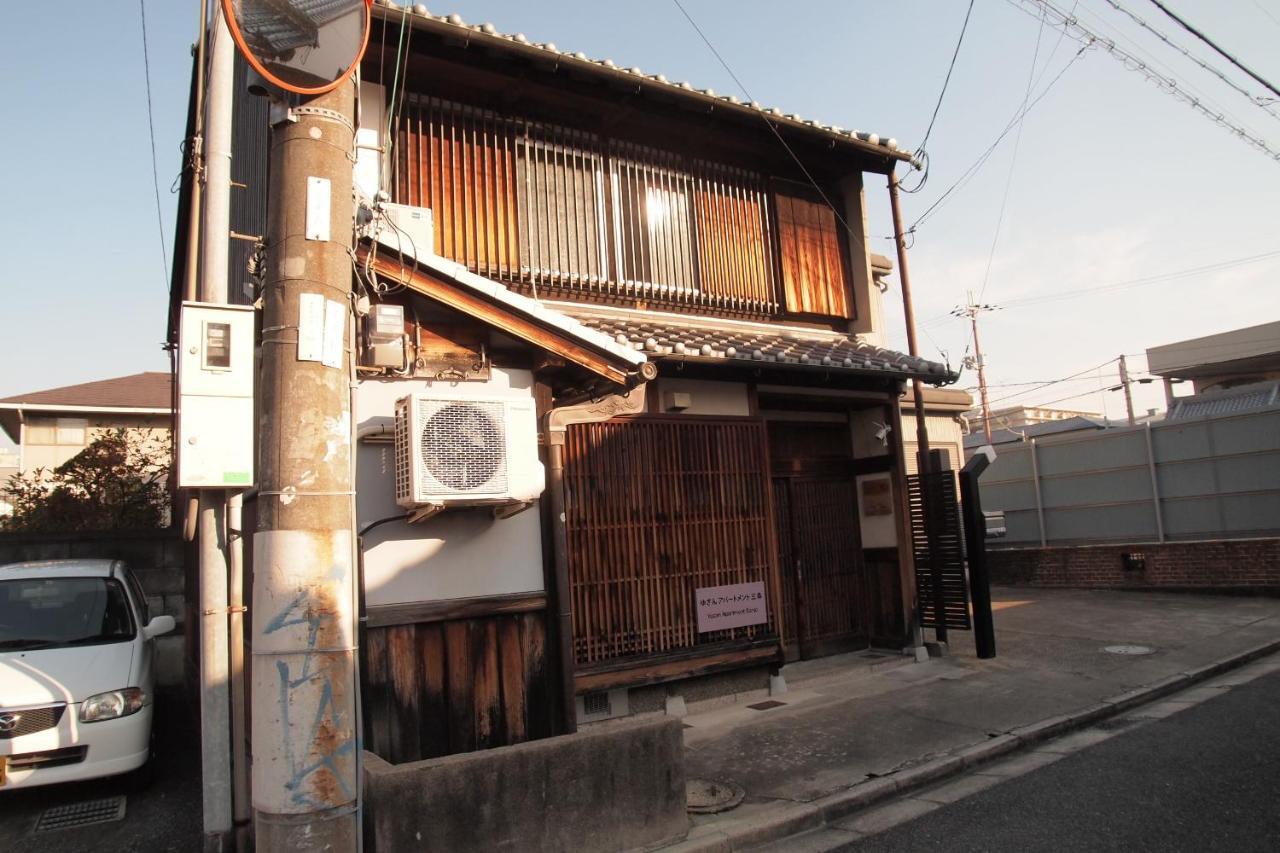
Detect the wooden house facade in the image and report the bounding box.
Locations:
[352,5,956,765]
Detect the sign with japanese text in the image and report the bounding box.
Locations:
[695,582,768,633]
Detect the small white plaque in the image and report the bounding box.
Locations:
[322,298,346,369]
[695,582,768,633]
[305,176,331,241]
[297,292,325,363]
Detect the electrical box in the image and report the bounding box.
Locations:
[375,203,434,262]
[178,302,255,488]
[361,303,406,369]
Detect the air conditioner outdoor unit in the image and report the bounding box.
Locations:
[394,394,544,508]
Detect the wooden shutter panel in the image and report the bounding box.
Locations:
[693,173,775,310]
[775,192,851,318]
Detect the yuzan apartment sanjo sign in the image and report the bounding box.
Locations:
[695,582,768,633]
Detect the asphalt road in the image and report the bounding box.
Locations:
[845,668,1280,852]
[0,689,202,853]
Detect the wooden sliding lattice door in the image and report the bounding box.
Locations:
[562,418,783,675]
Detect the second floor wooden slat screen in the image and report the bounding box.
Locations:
[397,97,519,277]
[395,97,832,317]
[775,192,851,318]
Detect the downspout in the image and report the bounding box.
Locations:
[542,383,650,732]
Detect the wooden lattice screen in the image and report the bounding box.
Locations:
[563,418,781,668]
[906,471,971,630]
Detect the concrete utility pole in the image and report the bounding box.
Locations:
[954,294,995,444]
[252,80,359,851]
[888,170,947,646]
[1119,354,1137,426]
[199,5,234,850]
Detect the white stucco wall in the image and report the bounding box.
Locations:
[355,369,545,607]
[654,378,751,416]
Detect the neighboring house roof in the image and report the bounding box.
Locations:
[558,305,954,383]
[1147,320,1280,378]
[372,2,917,170]
[1166,381,1280,421]
[963,415,1107,448]
[0,372,172,444]
[0,372,172,412]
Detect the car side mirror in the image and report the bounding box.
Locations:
[143,615,176,639]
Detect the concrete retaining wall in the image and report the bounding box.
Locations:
[988,537,1280,593]
[0,529,186,685]
[363,714,688,853]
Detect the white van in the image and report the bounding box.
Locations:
[0,559,174,789]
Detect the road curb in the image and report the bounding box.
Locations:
[663,638,1280,852]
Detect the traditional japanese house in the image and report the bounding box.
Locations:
[351,3,957,763]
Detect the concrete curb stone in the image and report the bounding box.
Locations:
[656,637,1280,853]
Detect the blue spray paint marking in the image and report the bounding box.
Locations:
[266,581,353,807]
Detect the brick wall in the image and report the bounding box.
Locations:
[0,529,186,684]
[988,538,1280,593]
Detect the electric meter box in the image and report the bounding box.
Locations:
[178,302,255,488]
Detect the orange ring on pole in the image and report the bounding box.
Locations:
[220,0,373,97]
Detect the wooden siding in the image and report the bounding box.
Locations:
[398,97,520,277]
[563,418,782,671]
[362,609,555,764]
[776,192,850,318]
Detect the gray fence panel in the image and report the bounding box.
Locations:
[1150,421,1214,462]
[1003,509,1044,544]
[1039,468,1153,509]
[1044,502,1158,543]
[1035,430,1147,476]
[981,479,1039,512]
[983,445,1035,481]
[1216,452,1280,494]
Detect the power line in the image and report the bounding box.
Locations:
[1145,0,1280,101]
[669,0,859,240]
[983,357,1119,407]
[1100,0,1280,119]
[978,7,1048,304]
[138,0,167,289]
[918,245,1280,326]
[917,0,977,156]
[1009,0,1280,161]
[908,39,1090,233]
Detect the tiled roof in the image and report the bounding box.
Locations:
[0,372,172,411]
[374,2,918,169]
[557,308,954,382]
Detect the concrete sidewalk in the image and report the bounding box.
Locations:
[659,587,1280,852]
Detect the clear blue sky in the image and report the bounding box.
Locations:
[3,0,1278,435]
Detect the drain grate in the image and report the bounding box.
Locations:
[1103,644,1156,656]
[747,700,786,711]
[35,796,126,833]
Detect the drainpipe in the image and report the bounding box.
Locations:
[227,493,250,852]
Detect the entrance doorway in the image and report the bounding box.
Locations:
[768,420,870,660]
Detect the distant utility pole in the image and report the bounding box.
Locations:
[1118,354,1136,426]
[953,294,996,444]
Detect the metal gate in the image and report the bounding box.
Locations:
[907,470,971,630]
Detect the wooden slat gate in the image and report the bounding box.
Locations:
[907,471,971,630]
[773,476,869,658]
[563,417,783,676]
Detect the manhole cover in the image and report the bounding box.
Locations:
[35,796,127,833]
[687,778,745,814]
[747,700,786,711]
[1103,645,1156,656]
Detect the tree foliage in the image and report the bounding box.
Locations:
[1,429,171,533]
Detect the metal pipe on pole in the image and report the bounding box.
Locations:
[887,170,947,645]
[199,5,235,850]
[970,308,993,444]
[1119,354,1137,426]
[252,80,359,851]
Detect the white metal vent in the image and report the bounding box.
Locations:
[417,399,508,496]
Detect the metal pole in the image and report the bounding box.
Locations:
[227,493,250,852]
[252,80,359,851]
[959,457,996,659]
[199,7,235,849]
[888,170,946,644]
[971,308,993,444]
[1144,422,1166,543]
[1119,354,1136,426]
[545,438,580,735]
[1029,438,1047,547]
[184,0,208,303]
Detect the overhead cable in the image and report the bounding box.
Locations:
[1009,0,1280,161]
[1145,0,1280,101]
[917,0,978,156]
[138,0,168,288]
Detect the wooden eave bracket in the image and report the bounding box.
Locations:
[355,242,650,391]
[543,385,647,443]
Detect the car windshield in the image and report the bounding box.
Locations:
[0,577,136,651]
